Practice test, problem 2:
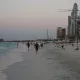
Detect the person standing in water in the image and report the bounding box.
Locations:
[34,42,39,54]
[27,42,30,52]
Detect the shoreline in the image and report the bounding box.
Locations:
[0,43,25,80]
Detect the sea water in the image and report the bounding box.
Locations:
[0,42,16,56]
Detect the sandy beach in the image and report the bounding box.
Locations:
[0,43,80,80]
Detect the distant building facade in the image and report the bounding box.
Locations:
[62,28,66,40]
[57,27,62,39]
[57,27,66,40]
[77,16,80,39]
[68,16,71,36]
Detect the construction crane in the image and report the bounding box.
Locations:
[58,8,80,50]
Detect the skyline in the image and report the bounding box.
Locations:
[0,0,80,40]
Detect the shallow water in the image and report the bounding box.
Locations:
[0,42,16,56]
[0,43,24,80]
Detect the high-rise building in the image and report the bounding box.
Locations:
[57,27,62,39]
[73,3,78,37]
[68,3,78,40]
[77,16,80,39]
[68,16,71,37]
[57,27,66,40]
[62,28,66,40]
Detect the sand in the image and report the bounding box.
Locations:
[1,43,80,80]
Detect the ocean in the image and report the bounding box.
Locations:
[0,42,17,56]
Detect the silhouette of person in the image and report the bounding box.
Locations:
[34,42,39,54]
[41,43,43,47]
[27,42,30,52]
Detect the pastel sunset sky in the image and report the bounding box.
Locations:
[0,0,80,40]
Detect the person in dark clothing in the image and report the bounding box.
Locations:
[27,42,30,52]
[61,44,65,50]
[34,42,39,54]
[62,45,64,49]
[72,43,74,47]
[41,43,43,47]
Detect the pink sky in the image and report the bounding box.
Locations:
[0,0,79,40]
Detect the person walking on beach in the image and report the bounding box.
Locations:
[17,42,19,48]
[41,43,43,47]
[72,43,74,47]
[27,42,30,52]
[62,45,63,49]
[61,44,65,50]
[34,42,39,54]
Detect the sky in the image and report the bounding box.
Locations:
[0,0,80,40]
